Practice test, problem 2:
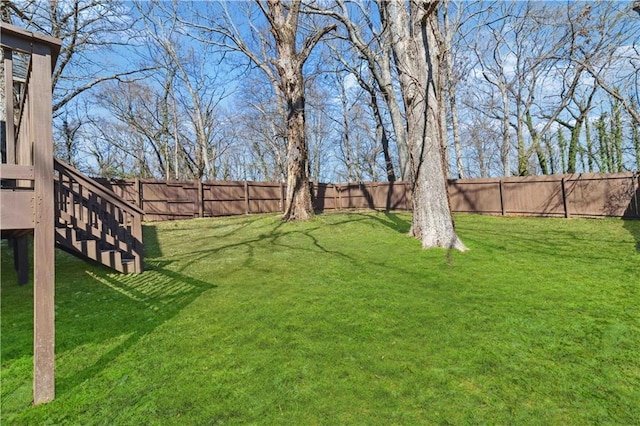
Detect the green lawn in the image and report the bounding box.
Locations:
[2,212,639,424]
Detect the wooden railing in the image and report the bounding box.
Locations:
[54,159,144,273]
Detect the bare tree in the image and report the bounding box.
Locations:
[468,1,514,176]
[136,1,231,181]
[234,78,288,181]
[325,40,397,182]
[306,0,410,180]
[5,0,150,113]
[177,0,336,220]
[4,0,154,169]
[305,75,334,183]
[93,81,171,178]
[378,0,466,250]
[439,0,465,178]
[564,2,640,128]
[555,82,598,174]
[261,0,336,219]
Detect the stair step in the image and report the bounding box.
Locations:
[54,159,143,274]
[120,258,136,274]
[55,227,99,258]
[99,250,122,270]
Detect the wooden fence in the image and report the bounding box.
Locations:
[95,172,640,222]
[449,172,639,219]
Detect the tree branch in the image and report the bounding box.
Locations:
[299,23,337,63]
[53,67,157,113]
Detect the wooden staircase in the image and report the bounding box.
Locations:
[54,159,144,274]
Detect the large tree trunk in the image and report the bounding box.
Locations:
[282,65,313,220]
[265,0,334,221]
[380,0,466,251]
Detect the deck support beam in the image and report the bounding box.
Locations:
[31,45,56,405]
[2,22,62,405]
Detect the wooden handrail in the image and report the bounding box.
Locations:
[54,159,145,216]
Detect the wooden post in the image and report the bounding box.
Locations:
[135,178,143,211]
[635,175,640,218]
[198,180,204,218]
[244,181,250,214]
[132,211,143,273]
[499,180,505,216]
[561,177,570,219]
[337,184,342,210]
[31,46,55,405]
[280,182,285,212]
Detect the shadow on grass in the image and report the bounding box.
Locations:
[380,211,411,234]
[167,215,362,274]
[622,218,640,253]
[331,211,411,235]
[0,225,216,400]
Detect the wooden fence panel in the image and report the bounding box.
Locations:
[340,184,372,209]
[95,173,639,221]
[203,181,246,217]
[567,174,640,218]
[93,178,137,206]
[313,183,338,211]
[448,181,502,214]
[247,182,282,214]
[142,181,198,221]
[503,179,565,216]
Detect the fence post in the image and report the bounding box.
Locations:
[280,182,285,212]
[244,181,250,214]
[631,174,640,219]
[499,180,505,216]
[331,184,337,211]
[135,178,143,211]
[198,180,204,218]
[405,182,411,211]
[561,177,570,218]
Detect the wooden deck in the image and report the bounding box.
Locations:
[1,22,143,405]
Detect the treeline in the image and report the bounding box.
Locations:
[5,0,640,182]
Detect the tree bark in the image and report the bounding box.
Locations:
[380,0,466,251]
[263,0,335,221]
[281,65,314,220]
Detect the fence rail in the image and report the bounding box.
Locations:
[94,172,640,222]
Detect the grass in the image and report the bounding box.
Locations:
[2,212,639,424]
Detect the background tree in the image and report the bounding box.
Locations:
[308,0,410,180]
[4,0,152,166]
[325,41,397,182]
